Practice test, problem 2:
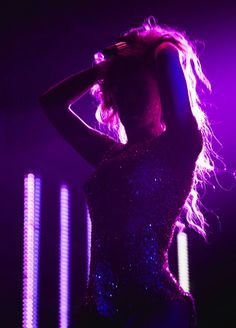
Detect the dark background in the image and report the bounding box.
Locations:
[1,1,236,327]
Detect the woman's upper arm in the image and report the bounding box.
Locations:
[154,42,202,154]
[155,42,197,131]
[40,100,117,167]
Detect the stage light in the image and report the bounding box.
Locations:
[59,185,70,328]
[23,173,41,328]
[86,206,92,286]
[177,231,190,292]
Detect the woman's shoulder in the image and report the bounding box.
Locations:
[95,128,202,169]
[158,127,202,157]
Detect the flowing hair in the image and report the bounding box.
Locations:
[90,16,225,240]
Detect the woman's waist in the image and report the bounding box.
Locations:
[91,243,168,273]
[89,257,173,289]
[89,222,175,269]
[88,265,189,310]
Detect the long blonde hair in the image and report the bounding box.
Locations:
[91,16,224,239]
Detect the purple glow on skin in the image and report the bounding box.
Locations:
[23,173,41,328]
[177,231,190,292]
[59,185,70,328]
[86,206,92,286]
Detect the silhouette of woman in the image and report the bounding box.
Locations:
[40,16,214,328]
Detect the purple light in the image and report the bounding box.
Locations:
[177,231,190,292]
[86,206,92,286]
[23,173,41,328]
[91,20,218,238]
[33,177,41,327]
[59,185,70,328]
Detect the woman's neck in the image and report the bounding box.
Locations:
[125,121,163,145]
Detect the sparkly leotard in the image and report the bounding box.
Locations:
[76,130,201,328]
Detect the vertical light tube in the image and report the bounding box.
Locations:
[33,177,41,327]
[177,231,190,292]
[23,174,34,328]
[59,185,70,328]
[23,173,41,328]
[86,206,92,286]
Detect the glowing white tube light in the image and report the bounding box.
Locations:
[59,185,70,328]
[32,177,41,327]
[177,231,190,292]
[86,206,92,286]
[23,173,41,328]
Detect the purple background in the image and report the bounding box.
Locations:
[1,1,236,327]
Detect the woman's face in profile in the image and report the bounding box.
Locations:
[108,59,161,127]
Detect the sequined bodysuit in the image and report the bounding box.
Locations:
[81,130,201,327]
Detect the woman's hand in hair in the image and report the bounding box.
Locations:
[94,58,114,80]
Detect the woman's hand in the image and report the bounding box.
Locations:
[102,41,129,57]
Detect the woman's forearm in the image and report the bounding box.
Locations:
[39,65,100,108]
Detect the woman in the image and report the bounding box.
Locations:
[40,17,214,328]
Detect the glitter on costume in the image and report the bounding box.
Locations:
[82,132,199,327]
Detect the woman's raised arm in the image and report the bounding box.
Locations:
[154,42,202,153]
[39,64,116,167]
